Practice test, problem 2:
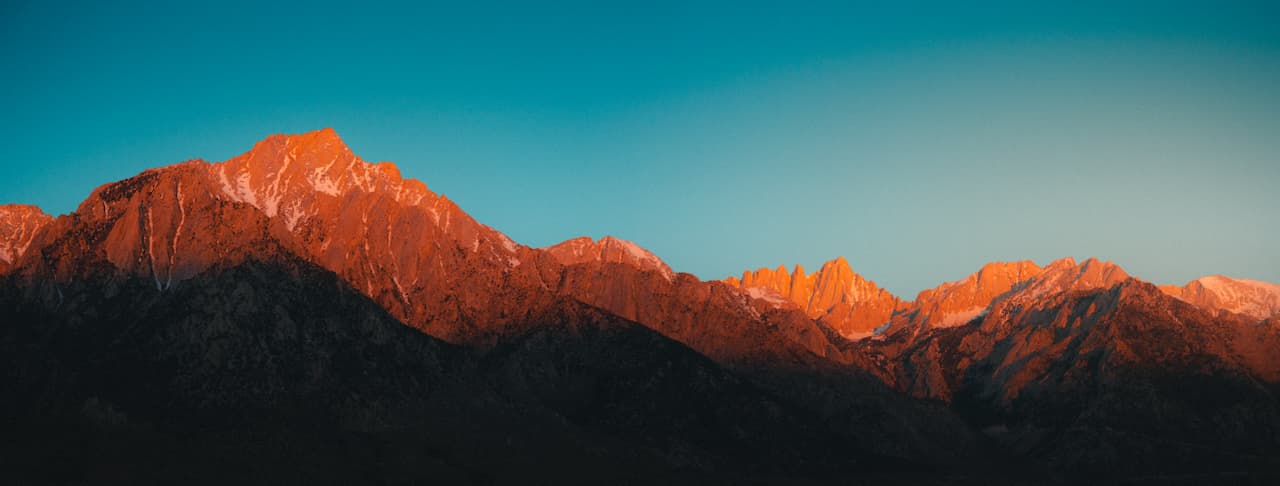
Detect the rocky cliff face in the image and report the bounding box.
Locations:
[1161,275,1280,320]
[7,130,567,345]
[208,128,562,344]
[725,257,905,338]
[901,261,1041,330]
[725,257,1135,341]
[0,204,53,274]
[1010,257,1131,301]
[13,162,301,288]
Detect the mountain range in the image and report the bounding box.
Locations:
[2,129,1277,485]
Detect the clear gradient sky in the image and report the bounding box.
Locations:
[2,1,1278,297]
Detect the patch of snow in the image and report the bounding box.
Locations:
[736,293,763,320]
[615,239,647,260]
[745,286,789,307]
[1200,275,1280,295]
[392,276,409,306]
[1195,276,1280,318]
[13,227,39,260]
[283,199,306,231]
[146,208,161,291]
[616,239,666,269]
[349,163,373,192]
[424,205,440,224]
[166,181,186,290]
[605,237,674,281]
[933,306,988,328]
[309,155,341,196]
[499,234,519,253]
[313,177,340,196]
[216,166,235,200]
[264,152,294,216]
[362,243,378,296]
[235,171,258,209]
[843,330,875,340]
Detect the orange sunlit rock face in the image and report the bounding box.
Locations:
[208,128,559,343]
[904,260,1041,328]
[724,257,904,338]
[0,204,52,274]
[13,162,305,286]
[724,256,1134,341]
[5,130,554,344]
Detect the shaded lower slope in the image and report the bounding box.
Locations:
[482,301,917,479]
[0,256,944,484]
[0,257,609,484]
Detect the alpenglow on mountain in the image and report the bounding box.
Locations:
[2,129,1278,484]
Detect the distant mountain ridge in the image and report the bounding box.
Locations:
[3,128,1272,325]
[2,128,1277,483]
[727,256,1278,337]
[1160,275,1280,320]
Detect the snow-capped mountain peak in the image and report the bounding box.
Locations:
[1161,275,1280,320]
[544,235,675,280]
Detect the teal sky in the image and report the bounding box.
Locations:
[2,1,1278,297]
